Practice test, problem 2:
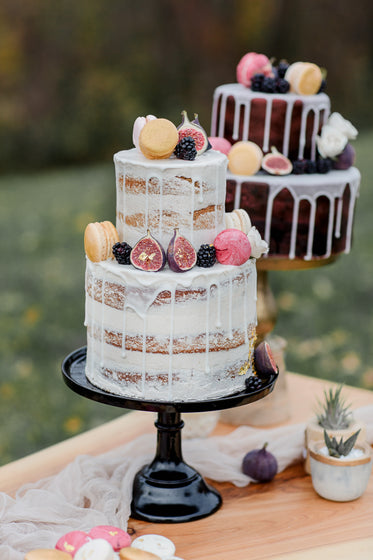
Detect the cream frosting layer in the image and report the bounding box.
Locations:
[85,258,257,401]
[114,148,227,250]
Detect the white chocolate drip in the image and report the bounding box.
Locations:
[85,259,257,401]
[114,149,227,251]
[211,84,330,160]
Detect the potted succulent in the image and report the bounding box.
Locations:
[304,385,366,473]
[309,429,372,502]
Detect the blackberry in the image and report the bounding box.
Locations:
[261,77,276,93]
[251,73,265,92]
[277,61,289,79]
[113,241,132,264]
[317,157,333,174]
[292,159,307,175]
[275,78,290,94]
[174,136,197,161]
[245,375,263,392]
[196,244,216,268]
[305,160,317,174]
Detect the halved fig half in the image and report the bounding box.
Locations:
[167,228,197,272]
[130,230,166,272]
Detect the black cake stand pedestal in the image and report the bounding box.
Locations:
[62,347,277,523]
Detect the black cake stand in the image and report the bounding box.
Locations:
[62,346,277,523]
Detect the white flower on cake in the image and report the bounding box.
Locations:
[316,112,358,159]
[248,226,268,258]
[328,112,358,140]
[316,124,348,159]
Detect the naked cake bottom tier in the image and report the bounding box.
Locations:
[85,258,257,401]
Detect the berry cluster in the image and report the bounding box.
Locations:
[292,157,333,175]
[112,242,132,264]
[276,61,289,79]
[251,73,290,94]
[174,136,197,161]
[196,244,216,268]
[245,375,263,392]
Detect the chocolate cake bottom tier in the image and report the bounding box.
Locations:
[226,167,360,264]
[85,258,257,401]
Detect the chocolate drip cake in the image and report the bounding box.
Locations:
[210,53,361,265]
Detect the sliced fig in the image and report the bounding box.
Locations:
[262,147,293,175]
[130,230,166,272]
[167,228,197,272]
[192,114,212,151]
[177,110,210,155]
[254,341,278,379]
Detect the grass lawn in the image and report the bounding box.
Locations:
[1,133,372,464]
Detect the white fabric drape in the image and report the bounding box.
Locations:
[1,405,372,560]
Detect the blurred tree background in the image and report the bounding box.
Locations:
[1,0,373,463]
[1,0,373,170]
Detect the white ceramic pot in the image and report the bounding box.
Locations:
[309,441,372,502]
[304,417,366,474]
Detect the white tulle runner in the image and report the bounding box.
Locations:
[1,405,373,560]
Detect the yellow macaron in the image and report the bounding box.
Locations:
[228,141,263,176]
[139,118,179,159]
[119,547,161,560]
[285,62,322,95]
[25,549,71,560]
[84,220,119,262]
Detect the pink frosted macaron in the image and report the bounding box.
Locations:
[208,136,232,155]
[214,229,251,265]
[55,531,90,556]
[236,52,273,87]
[88,525,132,551]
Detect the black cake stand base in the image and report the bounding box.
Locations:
[62,347,277,523]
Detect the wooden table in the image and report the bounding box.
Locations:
[2,373,373,559]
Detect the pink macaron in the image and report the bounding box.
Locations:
[236,52,273,87]
[214,229,251,266]
[55,531,90,557]
[208,136,232,155]
[88,525,132,551]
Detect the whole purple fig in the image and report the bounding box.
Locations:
[242,442,278,482]
[333,143,355,170]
